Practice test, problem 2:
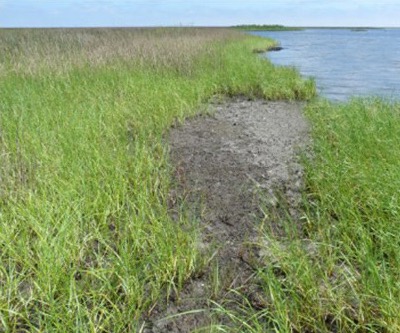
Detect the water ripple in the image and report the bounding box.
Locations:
[250,29,400,101]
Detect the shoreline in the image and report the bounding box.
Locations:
[2,27,399,332]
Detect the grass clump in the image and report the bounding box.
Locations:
[0,28,314,331]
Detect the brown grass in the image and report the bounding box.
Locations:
[0,27,242,76]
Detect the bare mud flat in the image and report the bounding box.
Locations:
[144,99,309,332]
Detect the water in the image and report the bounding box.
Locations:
[250,29,400,101]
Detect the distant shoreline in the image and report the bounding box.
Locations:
[232,24,393,32]
[232,24,303,31]
[1,25,399,30]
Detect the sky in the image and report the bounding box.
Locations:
[0,0,400,28]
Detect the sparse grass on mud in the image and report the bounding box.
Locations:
[0,28,314,331]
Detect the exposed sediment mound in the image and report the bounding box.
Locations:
[144,99,309,332]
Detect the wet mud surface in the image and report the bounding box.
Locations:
[144,99,309,332]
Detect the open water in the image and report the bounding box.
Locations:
[251,29,400,101]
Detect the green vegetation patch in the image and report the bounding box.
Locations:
[215,99,400,332]
[0,28,314,332]
[3,26,399,333]
[299,98,400,331]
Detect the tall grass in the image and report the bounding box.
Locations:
[214,99,400,332]
[301,99,400,331]
[0,28,314,331]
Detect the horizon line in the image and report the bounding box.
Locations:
[1,25,400,29]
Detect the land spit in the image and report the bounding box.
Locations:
[144,98,309,332]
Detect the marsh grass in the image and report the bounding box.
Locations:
[212,98,400,332]
[3,27,398,333]
[0,28,315,331]
[0,28,234,76]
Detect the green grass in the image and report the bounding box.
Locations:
[301,99,400,331]
[0,28,315,332]
[213,99,400,332]
[4,27,399,333]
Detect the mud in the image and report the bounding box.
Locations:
[143,98,309,332]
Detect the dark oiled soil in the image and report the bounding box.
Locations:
[144,99,309,332]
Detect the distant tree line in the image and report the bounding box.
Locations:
[232,24,303,31]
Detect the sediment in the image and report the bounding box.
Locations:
[144,98,309,332]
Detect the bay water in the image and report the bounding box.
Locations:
[251,29,400,101]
